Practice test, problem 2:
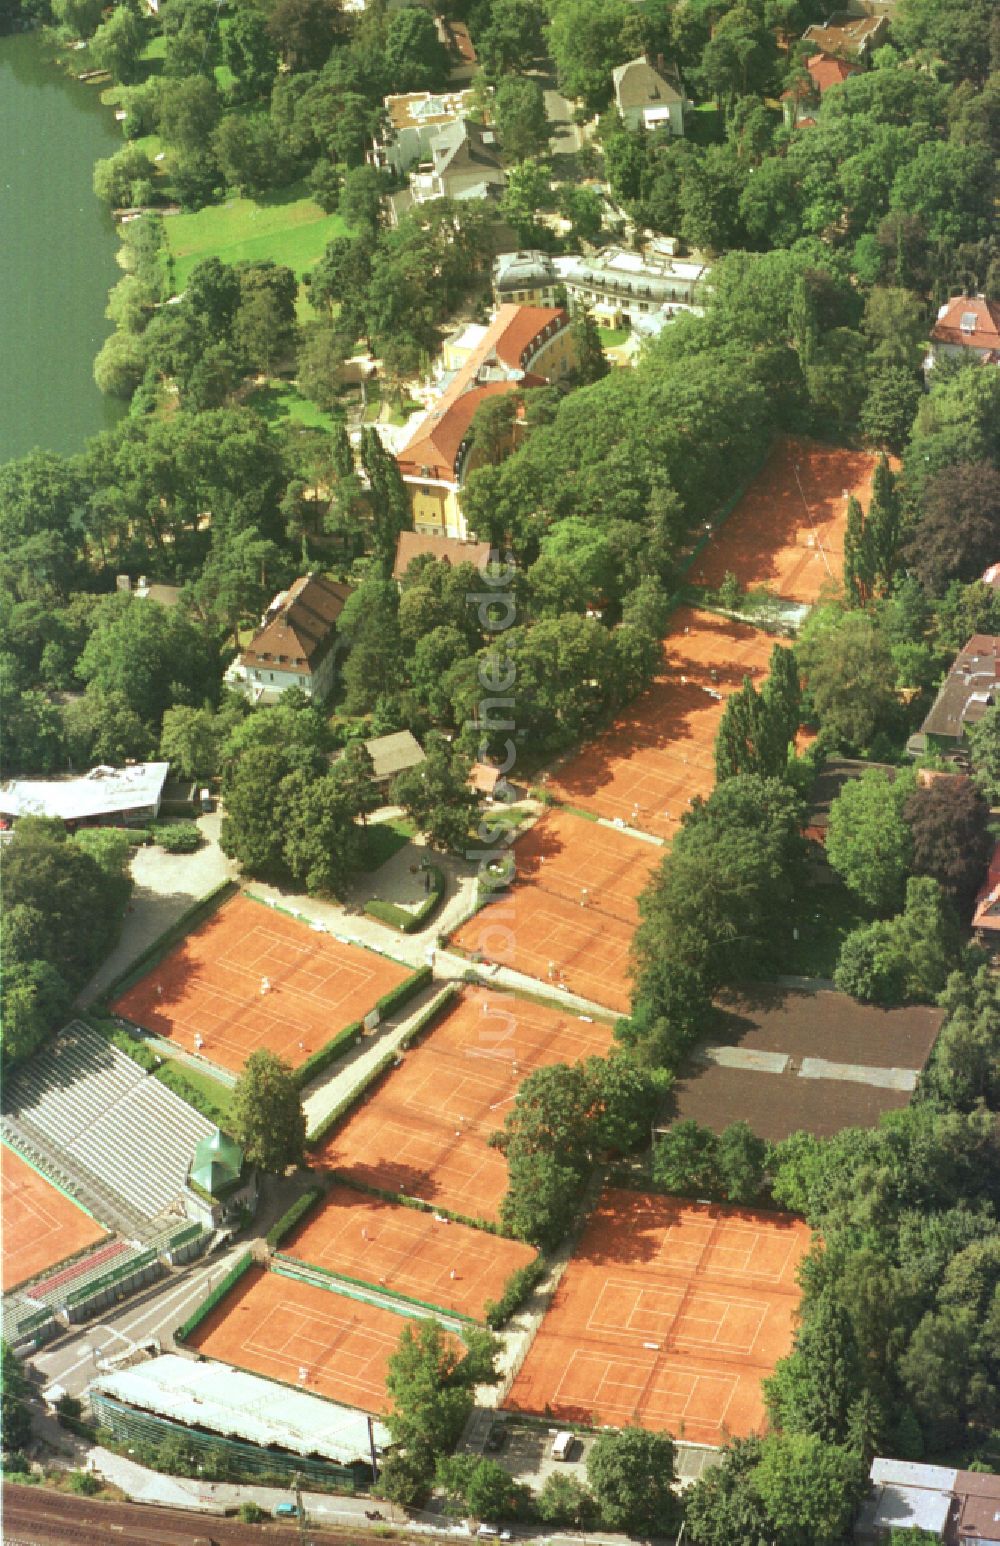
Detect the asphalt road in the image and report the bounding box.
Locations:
[29,1244,244,1398]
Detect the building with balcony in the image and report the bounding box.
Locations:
[394,305,574,538]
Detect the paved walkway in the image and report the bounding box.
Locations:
[301,982,454,1136]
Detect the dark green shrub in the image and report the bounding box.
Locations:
[155,821,203,853]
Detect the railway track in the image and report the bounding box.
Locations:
[2,1484,415,1546]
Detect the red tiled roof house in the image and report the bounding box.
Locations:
[225,574,353,705]
[394,305,575,540]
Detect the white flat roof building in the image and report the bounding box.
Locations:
[0,763,170,826]
[89,1355,391,1464]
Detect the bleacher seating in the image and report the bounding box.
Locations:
[2,1021,214,1227]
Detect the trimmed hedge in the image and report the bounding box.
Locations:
[320,1170,502,1237]
[292,1020,362,1091]
[174,1250,254,1343]
[483,1256,547,1329]
[304,986,455,1143]
[365,866,447,934]
[265,1186,325,1250]
[100,879,238,1004]
[364,898,414,929]
[398,984,457,1047]
[307,1050,398,1147]
[376,965,432,1017]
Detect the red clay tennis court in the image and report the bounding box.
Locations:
[188,1263,425,1415]
[284,1184,537,1321]
[112,896,414,1076]
[548,608,781,841]
[506,1189,810,1445]
[452,810,661,1012]
[2,1144,106,1291]
[696,437,882,606]
[316,987,614,1221]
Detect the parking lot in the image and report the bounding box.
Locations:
[463,1414,719,1494]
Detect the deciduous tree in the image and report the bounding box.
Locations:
[825,768,913,914]
[231,1049,306,1172]
[586,1427,680,1537]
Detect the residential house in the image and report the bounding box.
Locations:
[392,531,493,583]
[802,11,888,60]
[436,16,477,84]
[926,294,1000,371]
[855,1456,1000,1543]
[395,304,574,538]
[973,841,1000,950]
[389,118,505,225]
[0,762,170,830]
[613,55,686,134]
[225,574,353,705]
[782,51,862,127]
[370,89,478,175]
[919,634,1000,752]
[364,730,426,790]
[116,573,184,607]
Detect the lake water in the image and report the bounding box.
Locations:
[0,30,126,464]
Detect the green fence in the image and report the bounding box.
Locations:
[174,1250,254,1343]
[63,1247,159,1309]
[274,1251,478,1325]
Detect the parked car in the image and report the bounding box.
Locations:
[484,1418,508,1451]
[275,1501,300,1517]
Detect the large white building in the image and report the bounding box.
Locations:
[0,762,170,829]
[492,245,709,329]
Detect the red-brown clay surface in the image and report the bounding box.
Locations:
[506,1189,810,1445]
[284,1184,536,1321]
[113,896,413,1075]
[696,436,882,605]
[548,608,781,841]
[316,986,613,1221]
[2,1144,106,1291]
[188,1264,420,1415]
[452,809,662,1012]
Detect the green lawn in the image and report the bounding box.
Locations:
[246,379,339,432]
[155,1059,232,1129]
[164,186,350,292]
[598,326,630,348]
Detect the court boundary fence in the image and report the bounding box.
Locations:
[175,1249,254,1343]
[273,1251,480,1327]
[101,880,239,1006]
[319,1172,503,1239]
[269,1256,466,1334]
[304,983,457,1146]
